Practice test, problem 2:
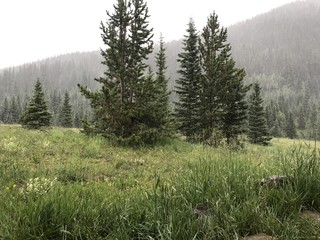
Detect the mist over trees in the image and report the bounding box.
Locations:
[0,0,319,141]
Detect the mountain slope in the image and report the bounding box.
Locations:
[1,0,319,102]
[228,0,320,95]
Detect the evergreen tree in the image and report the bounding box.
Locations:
[153,36,171,133]
[59,92,73,127]
[248,83,272,145]
[285,112,297,139]
[21,79,52,129]
[78,0,169,145]
[198,12,249,144]
[219,49,249,143]
[198,13,226,139]
[175,19,202,141]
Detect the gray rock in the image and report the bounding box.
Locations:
[193,203,214,217]
[259,175,293,188]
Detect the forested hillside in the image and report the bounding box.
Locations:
[227,0,320,139]
[1,0,320,138]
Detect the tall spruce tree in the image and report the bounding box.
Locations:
[248,83,271,145]
[175,19,202,141]
[21,79,52,129]
[198,12,249,144]
[59,92,73,127]
[198,13,226,139]
[219,45,250,143]
[78,0,169,145]
[153,36,171,132]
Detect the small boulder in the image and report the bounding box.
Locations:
[301,210,320,223]
[242,233,277,240]
[259,175,293,188]
[193,203,213,217]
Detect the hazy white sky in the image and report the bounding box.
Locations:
[0,0,296,69]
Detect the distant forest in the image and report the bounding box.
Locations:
[1,0,320,139]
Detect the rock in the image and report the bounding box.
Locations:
[259,175,293,188]
[301,210,320,223]
[242,233,277,240]
[193,203,213,217]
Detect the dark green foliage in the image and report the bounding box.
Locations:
[78,0,170,146]
[175,13,249,145]
[219,50,250,143]
[59,93,73,128]
[153,36,171,134]
[155,36,169,109]
[198,12,249,144]
[248,83,272,145]
[198,13,227,138]
[286,113,297,139]
[20,79,52,129]
[175,19,202,141]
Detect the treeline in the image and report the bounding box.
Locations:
[0,89,91,128]
[265,94,320,140]
[1,0,320,142]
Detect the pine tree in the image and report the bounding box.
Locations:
[21,79,52,129]
[286,112,297,139]
[198,13,226,139]
[220,49,249,143]
[153,36,171,132]
[59,92,73,127]
[175,19,202,141]
[198,12,249,144]
[78,0,169,145]
[248,83,272,145]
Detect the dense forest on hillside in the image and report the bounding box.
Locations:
[1,0,320,139]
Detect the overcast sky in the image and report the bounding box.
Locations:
[0,0,296,69]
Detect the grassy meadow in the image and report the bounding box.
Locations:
[1,124,320,239]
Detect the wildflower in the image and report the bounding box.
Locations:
[12,184,17,188]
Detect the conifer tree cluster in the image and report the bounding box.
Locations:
[78,0,171,145]
[0,96,22,124]
[21,79,52,129]
[1,4,303,147]
[175,15,250,145]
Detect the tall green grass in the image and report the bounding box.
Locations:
[1,125,320,239]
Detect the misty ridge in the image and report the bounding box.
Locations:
[0,0,320,139]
